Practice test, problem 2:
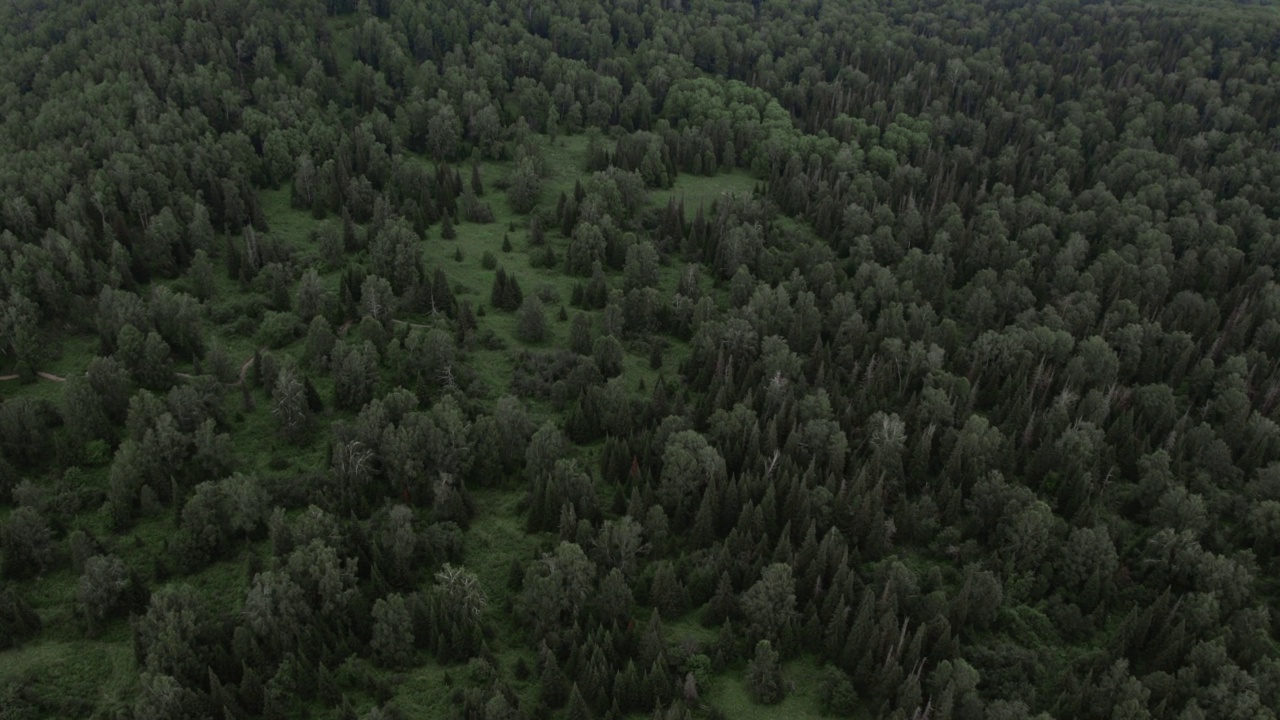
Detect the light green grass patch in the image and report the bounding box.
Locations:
[707,655,862,720]
[390,658,458,718]
[461,489,543,632]
[665,611,718,647]
[0,333,98,403]
[538,134,609,210]
[260,186,322,251]
[0,639,136,714]
[652,169,756,217]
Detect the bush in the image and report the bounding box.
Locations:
[0,507,55,579]
[516,297,548,343]
[258,311,303,349]
[0,586,42,648]
[818,666,859,715]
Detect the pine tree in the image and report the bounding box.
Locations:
[530,216,545,246]
[745,640,784,705]
[440,212,456,240]
[491,268,509,310]
[705,572,737,626]
[567,683,593,720]
[649,562,688,619]
[503,274,524,310]
[639,609,666,667]
[541,653,569,708]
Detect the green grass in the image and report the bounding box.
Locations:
[463,489,545,634]
[0,640,136,716]
[260,186,322,251]
[706,655,867,720]
[652,168,756,214]
[388,659,457,718]
[665,610,719,646]
[540,134,611,208]
[0,130,784,719]
[0,333,97,403]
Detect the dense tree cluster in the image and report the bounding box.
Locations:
[3,0,1280,718]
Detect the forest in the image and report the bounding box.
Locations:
[2,0,1280,718]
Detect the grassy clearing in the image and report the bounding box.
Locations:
[0,640,136,715]
[706,655,865,720]
[0,333,98,403]
[389,659,456,718]
[1,128,775,718]
[652,168,757,214]
[260,186,321,251]
[665,610,719,647]
[540,134,610,209]
[462,489,544,633]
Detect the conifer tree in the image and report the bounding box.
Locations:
[745,640,784,705]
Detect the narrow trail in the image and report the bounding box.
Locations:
[0,371,65,382]
[0,314,429,390]
[339,317,430,335]
[237,352,257,386]
[3,350,259,389]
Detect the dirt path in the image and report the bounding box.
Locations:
[3,351,256,388]
[237,352,257,386]
[0,371,65,382]
[340,317,431,335]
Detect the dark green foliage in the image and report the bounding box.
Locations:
[78,554,146,632]
[490,268,524,312]
[507,158,543,214]
[332,341,379,411]
[818,666,859,716]
[569,313,594,356]
[0,507,55,579]
[371,593,414,668]
[591,335,623,378]
[648,561,688,619]
[745,640,784,705]
[516,297,548,343]
[529,216,545,246]
[131,586,215,688]
[4,0,1280,717]
[540,652,570,709]
[0,397,56,467]
[0,586,41,648]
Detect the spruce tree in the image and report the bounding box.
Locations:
[540,652,570,708]
[491,268,509,310]
[745,640,784,705]
[567,683,593,720]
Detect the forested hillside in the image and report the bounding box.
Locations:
[3,0,1280,718]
